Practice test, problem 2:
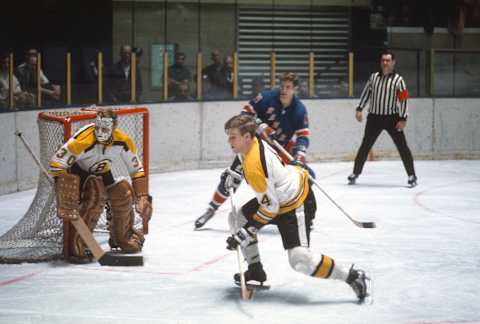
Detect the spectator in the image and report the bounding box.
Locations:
[15,48,61,105]
[297,78,309,98]
[168,52,191,99]
[202,49,224,99]
[0,52,34,110]
[220,55,234,97]
[250,76,265,97]
[108,45,143,103]
[169,81,193,101]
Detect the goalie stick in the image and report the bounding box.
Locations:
[15,130,143,266]
[260,132,375,229]
[228,188,254,300]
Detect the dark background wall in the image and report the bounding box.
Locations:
[1,0,113,102]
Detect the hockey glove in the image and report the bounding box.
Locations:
[135,195,153,223]
[221,167,242,193]
[256,122,276,142]
[226,226,256,250]
[290,145,307,167]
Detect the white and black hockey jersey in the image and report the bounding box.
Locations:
[241,137,310,226]
[49,123,145,180]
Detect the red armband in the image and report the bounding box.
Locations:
[398,89,409,102]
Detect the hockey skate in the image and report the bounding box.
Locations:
[347,173,358,185]
[408,175,417,188]
[346,265,371,303]
[194,207,215,229]
[234,262,270,290]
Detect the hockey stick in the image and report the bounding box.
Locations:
[228,188,253,300]
[15,130,143,266]
[266,137,375,229]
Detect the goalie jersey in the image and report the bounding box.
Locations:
[243,89,310,156]
[49,123,145,179]
[241,137,310,226]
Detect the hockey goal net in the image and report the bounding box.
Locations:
[0,106,149,263]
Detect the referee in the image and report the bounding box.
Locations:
[348,50,417,187]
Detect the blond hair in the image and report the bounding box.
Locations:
[224,114,257,137]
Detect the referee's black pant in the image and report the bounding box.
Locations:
[353,114,416,177]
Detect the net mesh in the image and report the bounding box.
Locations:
[0,107,147,263]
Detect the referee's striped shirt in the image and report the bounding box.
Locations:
[356,72,409,120]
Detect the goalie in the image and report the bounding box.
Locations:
[49,107,152,262]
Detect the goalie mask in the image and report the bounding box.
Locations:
[95,109,117,143]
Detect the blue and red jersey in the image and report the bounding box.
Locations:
[243,89,310,159]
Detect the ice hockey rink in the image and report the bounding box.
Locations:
[1,160,479,324]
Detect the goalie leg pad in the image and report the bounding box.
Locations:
[107,180,144,253]
[80,176,107,231]
[71,176,107,258]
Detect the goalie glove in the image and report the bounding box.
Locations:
[132,177,153,223]
[226,226,257,250]
[136,195,153,222]
[54,173,81,220]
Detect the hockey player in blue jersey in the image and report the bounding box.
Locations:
[195,72,315,229]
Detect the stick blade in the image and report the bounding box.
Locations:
[98,252,144,266]
[241,288,254,300]
[361,222,376,228]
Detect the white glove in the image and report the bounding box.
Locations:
[226,227,256,250]
[256,122,275,140]
[221,167,242,192]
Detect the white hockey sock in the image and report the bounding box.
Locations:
[288,247,349,281]
[242,239,261,264]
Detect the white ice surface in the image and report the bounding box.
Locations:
[1,160,480,324]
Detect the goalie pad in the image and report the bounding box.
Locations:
[70,176,108,259]
[55,173,80,220]
[107,180,144,253]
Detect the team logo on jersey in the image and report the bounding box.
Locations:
[89,159,112,174]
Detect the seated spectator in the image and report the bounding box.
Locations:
[107,45,143,103]
[168,52,191,99]
[0,52,34,110]
[169,81,193,101]
[15,48,61,105]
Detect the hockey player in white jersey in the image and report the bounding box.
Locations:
[223,114,370,302]
[49,107,152,262]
